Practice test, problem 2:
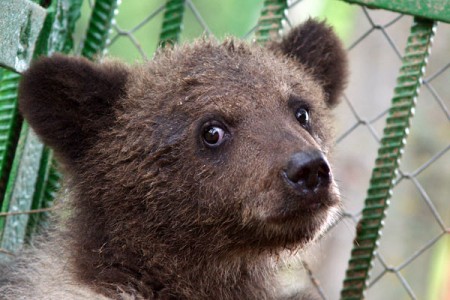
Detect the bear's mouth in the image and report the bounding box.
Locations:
[249,204,339,250]
[263,195,335,224]
[262,173,340,227]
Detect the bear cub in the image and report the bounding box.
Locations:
[1,19,347,299]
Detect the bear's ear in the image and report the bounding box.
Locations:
[19,54,129,165]
[275,19,348,107]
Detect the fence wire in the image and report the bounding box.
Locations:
[1,0,448,299]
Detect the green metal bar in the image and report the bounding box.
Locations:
[0,71,22,211]
[34,0,84,57]
[0,123,44,252]
[81,0,120,60]
[340,18,436,300]
[255,0,288,46]
[0,0,47,73]
[25,149,61,240]
[159,0,186,48]
[341,0,450,24]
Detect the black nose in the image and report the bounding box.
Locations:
[284,150,331,190]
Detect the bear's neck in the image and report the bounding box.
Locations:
[67,208,279,299]
[72,240,278,299]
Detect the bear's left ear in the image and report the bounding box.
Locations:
[274,19,348,107]
[19,54,130,166]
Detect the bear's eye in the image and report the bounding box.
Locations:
[295,108,310,127]
[203,125,226,147]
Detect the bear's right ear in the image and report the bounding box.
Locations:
[272,19,348,108]
[19,54,129,165]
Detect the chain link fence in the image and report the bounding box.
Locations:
[329,5,448,299]
[0,0,448,299]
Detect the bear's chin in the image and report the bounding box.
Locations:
[263,201,333,224]
[237,201,339,251]
[269,197,339,245]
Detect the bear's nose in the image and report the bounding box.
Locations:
[284,150,331,191]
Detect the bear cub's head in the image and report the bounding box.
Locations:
[19,20,347,267]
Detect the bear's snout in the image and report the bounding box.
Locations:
[283,150,331,195]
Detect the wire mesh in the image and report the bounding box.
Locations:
[319,5,449,299]
[0,0,448,299]
[342,17,437,300]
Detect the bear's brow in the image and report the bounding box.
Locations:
[287,95,311,110]
[201,103,242,126]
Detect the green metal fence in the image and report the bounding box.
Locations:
[0,0,449,299]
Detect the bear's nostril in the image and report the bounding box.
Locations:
[285,150,331,190]
[317,162,331,182]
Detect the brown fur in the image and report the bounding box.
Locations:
[275,19,348,107]
[1,20,347,299]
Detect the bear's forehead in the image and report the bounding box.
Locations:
[128,39,324,114]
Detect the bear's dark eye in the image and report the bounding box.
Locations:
[203,125,226,147]
[295,108,310,127]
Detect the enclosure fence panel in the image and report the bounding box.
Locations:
[0,1,448,299]
[341,17,436,300]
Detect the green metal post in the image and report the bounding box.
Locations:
[255,0,288,46]
[340,18,436,300]
[34,0,83,56]
[0,123,43,251]
[81,0,120,60]
[25,149,61,240]
[0,71,22,233]
[0,71,22,201]
[159,0,186,48]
